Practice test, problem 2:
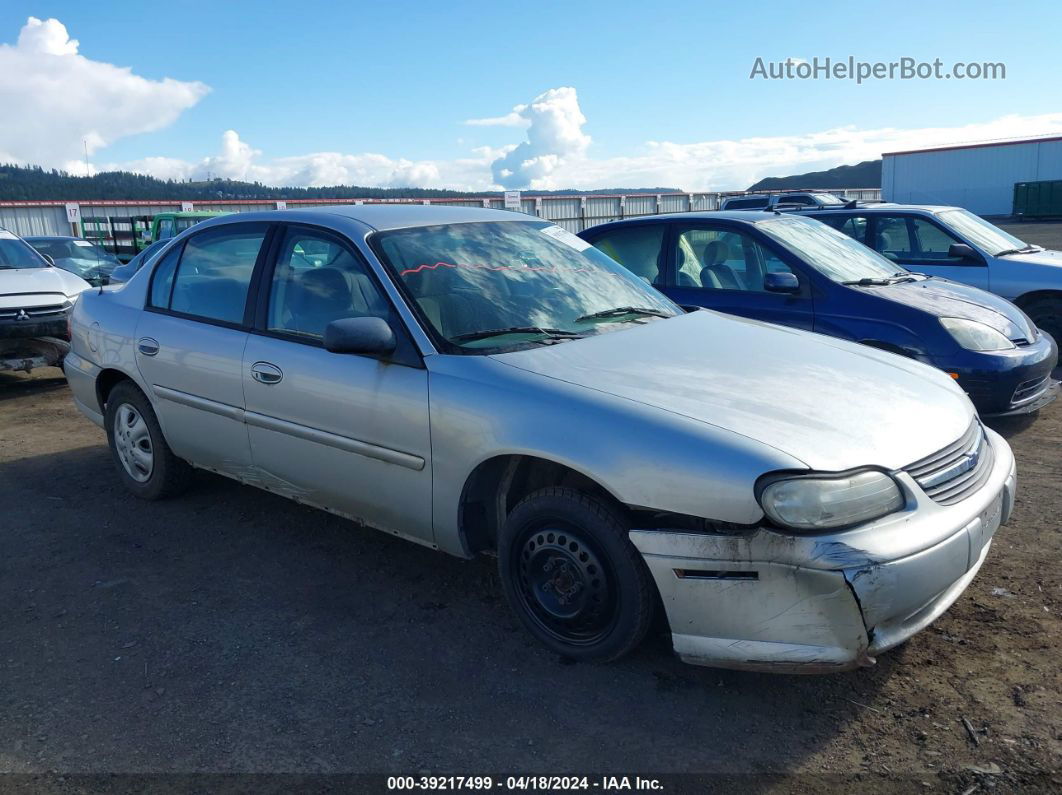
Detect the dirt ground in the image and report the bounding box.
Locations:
[0,224,1059,792]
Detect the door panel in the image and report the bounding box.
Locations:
[242,224,433,544]
[242,335,433,544]
[131,223,270,474]
[134,312,251,471]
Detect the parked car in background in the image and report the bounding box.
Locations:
[146,210,229,245]
[580,212,1057,416]
[1,228,91,372]
[108,238,169,284]
[794,204,1062,344]
[25,235,120,286]
[65,205,1015,673]
[720,191,856,211]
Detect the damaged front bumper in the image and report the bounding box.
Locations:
[630,427,1016,674]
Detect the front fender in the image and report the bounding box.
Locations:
[426,356,804,557]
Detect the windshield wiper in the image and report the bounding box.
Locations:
[575,306,672,322]
[451,326,585,343]
[996,245,1041,256]
[842,277,892,286]
[888,271,924,283]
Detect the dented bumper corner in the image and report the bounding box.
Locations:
[631,430,1016,674]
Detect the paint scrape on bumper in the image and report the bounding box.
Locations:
[630,437,1016,674]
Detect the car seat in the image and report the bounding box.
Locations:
[700,241,741,290]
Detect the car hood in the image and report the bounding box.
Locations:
[0,267,91,308]
[1000,248,1062,268]
[491,311,974,472]
[869,276,1036,341]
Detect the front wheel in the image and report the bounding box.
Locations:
[104,381,192,500]
[498,487,655,663]
[1024,296,1062,346]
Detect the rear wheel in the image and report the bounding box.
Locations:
[1024,296,1062,346]
[498,487,654,663]
[104,381,192,500]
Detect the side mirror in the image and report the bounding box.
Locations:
[764,271,800,293]
[948,243,979,261]
[324,316,397,356]
[42,254,55,266]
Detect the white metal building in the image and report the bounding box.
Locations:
[882,135,1062,216]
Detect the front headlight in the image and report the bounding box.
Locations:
[758,470,905,531]
[940,317,1015,351]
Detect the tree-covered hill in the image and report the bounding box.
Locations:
[0,164,677,201]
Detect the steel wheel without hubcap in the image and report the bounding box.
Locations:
[514,522,617,646]
[113,403,154,483]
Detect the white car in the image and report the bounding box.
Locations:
[1,227,91,372]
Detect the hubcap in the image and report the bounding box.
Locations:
[515,523,616,645]
[113,403,153,483]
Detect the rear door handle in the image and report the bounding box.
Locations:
[137,337,159,356]
[250,361,283,384]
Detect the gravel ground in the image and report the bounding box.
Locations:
[0,223,1059,791]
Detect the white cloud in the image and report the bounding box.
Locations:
[545,112,1062,191]
[106,110,1062,194]
[0,17,210,172]
[464,109,530,128]
[488,87,591,189]
[103,130,492,190]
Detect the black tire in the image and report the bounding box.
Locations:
[498,487,655,663]
[1024,296,1062,347]
[104,381,193,500]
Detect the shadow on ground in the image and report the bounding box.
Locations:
[0,441,894,777]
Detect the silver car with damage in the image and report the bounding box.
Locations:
[64,206,1016,673]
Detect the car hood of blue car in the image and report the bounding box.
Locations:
[1001,248,1062,268]
[865,276,1036,341]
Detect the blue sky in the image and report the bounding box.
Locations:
[2,0,1061,190]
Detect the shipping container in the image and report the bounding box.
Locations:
[1013,179,1062,219]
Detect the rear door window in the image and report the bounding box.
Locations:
[158,224,268,325]
[585,225,665,285]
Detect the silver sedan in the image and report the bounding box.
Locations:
[64,206,1016,672]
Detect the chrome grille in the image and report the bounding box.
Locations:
[904,421,993,505]
[0,303,69,320]
[1012,375,1050,407]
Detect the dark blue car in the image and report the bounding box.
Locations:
[579,212,1058,417]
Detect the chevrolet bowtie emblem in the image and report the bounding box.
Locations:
[15,309,29,321]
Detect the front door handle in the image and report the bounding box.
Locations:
[250,361,283,384]
[137,337,159,356]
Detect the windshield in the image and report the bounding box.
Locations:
[26,238,120,264]
[758,216,903,282]
[373,220,680,351]
[175,217,205,232]
[0,232,49,269]
[935,208,1030,256]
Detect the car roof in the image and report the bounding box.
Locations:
[581,210,816,233]
[266,204,536,231]
[24,235,83,240]
[799,203,956,214]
